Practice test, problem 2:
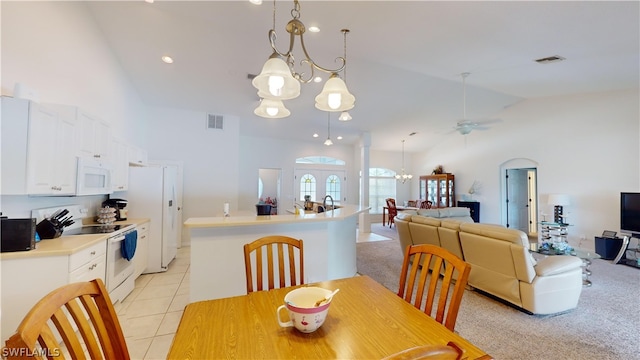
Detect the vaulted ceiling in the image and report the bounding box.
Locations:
[86,1,639,152]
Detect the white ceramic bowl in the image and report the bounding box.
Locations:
[276,287,334,333]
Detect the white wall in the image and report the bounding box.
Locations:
[412,89,640,248]
[142,107,240,219]
[1,1,148,218]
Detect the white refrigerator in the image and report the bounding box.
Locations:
[128,164,179,273]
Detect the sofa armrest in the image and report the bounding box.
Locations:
[535,256,583,277]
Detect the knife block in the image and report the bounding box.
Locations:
[36,219,63,239]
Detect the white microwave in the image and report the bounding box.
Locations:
[76,157,113,196]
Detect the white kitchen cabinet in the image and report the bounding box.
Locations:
[110,136,129,192]
[128,144,148,166]
[68,241,107,283]
[1,97,78,195]
[78,109,111,160]
[133,222,149,279]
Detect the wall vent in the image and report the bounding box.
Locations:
[207,114,224,130]
[534,55,566,64]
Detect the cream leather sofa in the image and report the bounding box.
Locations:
[394,211,584,315]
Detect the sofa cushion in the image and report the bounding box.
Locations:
[395,212,415,221]
[535,256,583,276]
[417,209,441,217]
[459,223,529,247]
[412,216,441,227]
[438,207,471,218]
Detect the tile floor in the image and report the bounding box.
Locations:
[115,247,190,360]
[116,225,389,359]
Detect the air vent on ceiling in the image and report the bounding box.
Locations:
[534,55,566,64]
[207,114,224,130]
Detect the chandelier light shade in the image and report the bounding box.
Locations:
[395,140,413,183]
[315,73,355,112]
[252,54,301,100]
[253,98,291,118]
[253,0,354,118]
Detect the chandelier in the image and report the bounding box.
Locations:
[395,140,413,183]
[252,0,355,118]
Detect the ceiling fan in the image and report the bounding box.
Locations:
[453,72,501,135]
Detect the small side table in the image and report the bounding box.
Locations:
[570,248,601,287]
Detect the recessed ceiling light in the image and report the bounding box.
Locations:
[313,133,319,138]
[249,0,262,4]
[161,55,174,64]
[144,0,154,3]
[337,136,343,140]
[313,76,322,83]
[308,26,320,33]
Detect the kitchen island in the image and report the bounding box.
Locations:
[184,204,369,301]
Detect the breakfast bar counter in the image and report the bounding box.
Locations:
[184,205,369,302]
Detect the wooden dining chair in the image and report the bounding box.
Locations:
[381,341,465,360]
[397,244,471,332]
[4,278,129,360]
[420,200,433,209]
[243,235,304,293]
[386,198,398,228]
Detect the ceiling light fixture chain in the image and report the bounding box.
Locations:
[267,0,345,84]
[395,139,413,183]
[338,29,352,121]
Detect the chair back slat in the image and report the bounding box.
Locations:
[4,279,129,360]
[244,236,304,293]
[397,244,471,332]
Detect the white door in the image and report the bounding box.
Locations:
[294,169,346,204]
[26,103,59,194]
[506,168,531,233]
[162,166,178,267]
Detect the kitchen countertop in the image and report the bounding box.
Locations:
[184,204,368,228]
[0,218,150,260]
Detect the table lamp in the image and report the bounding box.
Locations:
[548,194,570,223]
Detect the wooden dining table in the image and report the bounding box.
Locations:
[167,275,492,359]
[382,206,418,226]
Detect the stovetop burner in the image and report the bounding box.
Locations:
[64,225,123,235]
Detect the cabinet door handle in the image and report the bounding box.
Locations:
[94,154,101,158]
[90,251,96,255]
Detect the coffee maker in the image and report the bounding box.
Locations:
[102,198,128,221]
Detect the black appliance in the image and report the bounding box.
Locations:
[103,198,128,221]
[1,218,37,252]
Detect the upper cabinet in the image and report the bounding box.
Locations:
[419,174,455,208]
[110,136,129,192]
[77,110,111,159]
[128,144,148,167]
[1,97,79,195]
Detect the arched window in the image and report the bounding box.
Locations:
[300,174,317,202]
[296,156,345,165]
[369,168,397,214]
[326,175,341,203]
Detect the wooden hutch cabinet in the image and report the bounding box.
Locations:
[419,174,455,208]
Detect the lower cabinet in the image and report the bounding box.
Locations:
[0,240,107,342]
[133,222,150,279]
[457,201,480,222]
[68,241,107,283]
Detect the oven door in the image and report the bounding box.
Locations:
[106,233,135,293]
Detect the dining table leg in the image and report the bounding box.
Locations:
[382,207,387,226]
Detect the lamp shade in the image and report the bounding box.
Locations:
[338,111,352,121]
[548,194,570,206]
[252,55,301,100]
[315,74,355,112]
[254,99,290,118]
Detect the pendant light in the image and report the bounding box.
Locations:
[338,29,352,121]
[395,140,413,183]
[324,112,333,146]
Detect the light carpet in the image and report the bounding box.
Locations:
[358,226,640,360]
